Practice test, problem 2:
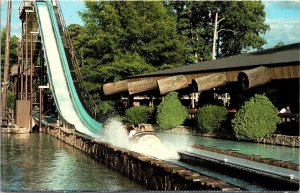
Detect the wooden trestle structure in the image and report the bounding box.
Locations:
[103,43,300,113]
[9,1,97,131]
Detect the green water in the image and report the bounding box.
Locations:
[158,133,299,164]
[1,133,145,191]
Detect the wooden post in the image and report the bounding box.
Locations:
[30,32,33,131]
[1,0,12,112]
[20,27,24,100]
[238,66,272,90]
[149,96,154,107]
[11,109,14,129]
[25,11,28,100]
[39,87,42,131]
[127,95,133,108]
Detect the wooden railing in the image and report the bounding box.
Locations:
[1,110,15,129]
[277,113,298,123]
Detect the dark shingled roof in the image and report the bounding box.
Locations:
[129,42,300,78]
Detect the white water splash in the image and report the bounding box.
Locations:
[96,118,190,160]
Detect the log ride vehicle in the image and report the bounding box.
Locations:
[129,131,162,148]
[126,125,162,148]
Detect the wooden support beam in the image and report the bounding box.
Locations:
[128,78,157,95]
[238,66,272,90]
[192,73,226,92]
[103,80,129,95]
[157,75,189,95]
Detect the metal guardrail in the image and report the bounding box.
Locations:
[55,1,98,118]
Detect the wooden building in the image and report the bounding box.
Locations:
[103,43,300,114]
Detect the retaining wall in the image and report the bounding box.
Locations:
[164,126,299,147]
[258,134,300,147]
[42,124,240,191]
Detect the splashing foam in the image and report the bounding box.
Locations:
[96,118,190,160]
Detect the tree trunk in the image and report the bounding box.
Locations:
[157,75,189,95]
[192,73,226,92]
[128,78,157,95]
[103,80,128,95]
[238,66,272,90]
[212,11,218,60]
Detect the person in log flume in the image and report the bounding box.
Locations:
[278,105,291,114]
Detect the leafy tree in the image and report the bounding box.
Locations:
[67,1,188,120]
[77,1,187,74]
[169,1,213,62]
[1,29,19,79]
[170,1,269,60]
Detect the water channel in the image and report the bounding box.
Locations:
[2,132,299,191]
[157,133,299,190]
[1,133,145,191]
[157,133,299,164]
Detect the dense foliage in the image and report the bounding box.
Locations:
[232,94,280,141]
[169,1,269,61]
[156,92,188,130]
[77,1,187,79]
[197,105,228,133]
[125,106,154,125]
[1,29,19,79]
[7,89,16,110]
[66,1,269,119]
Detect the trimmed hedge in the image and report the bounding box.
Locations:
[156,92,188,130]
[232,94,280,141]
[197,104,228,133]
[125,106,154,125]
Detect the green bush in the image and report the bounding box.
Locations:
[232,94,280,141]
[197,104,228,133]
[156,92,188,130]
[125,106,154,125]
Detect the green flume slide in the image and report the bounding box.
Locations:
[35,0,103,137]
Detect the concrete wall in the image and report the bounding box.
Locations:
[42,124,240,191]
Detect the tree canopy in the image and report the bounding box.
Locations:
[1,29,19,79]
[66,1,269,119]
[170,1,269,60]
[68,1,188,118]
[77,1,187,80]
